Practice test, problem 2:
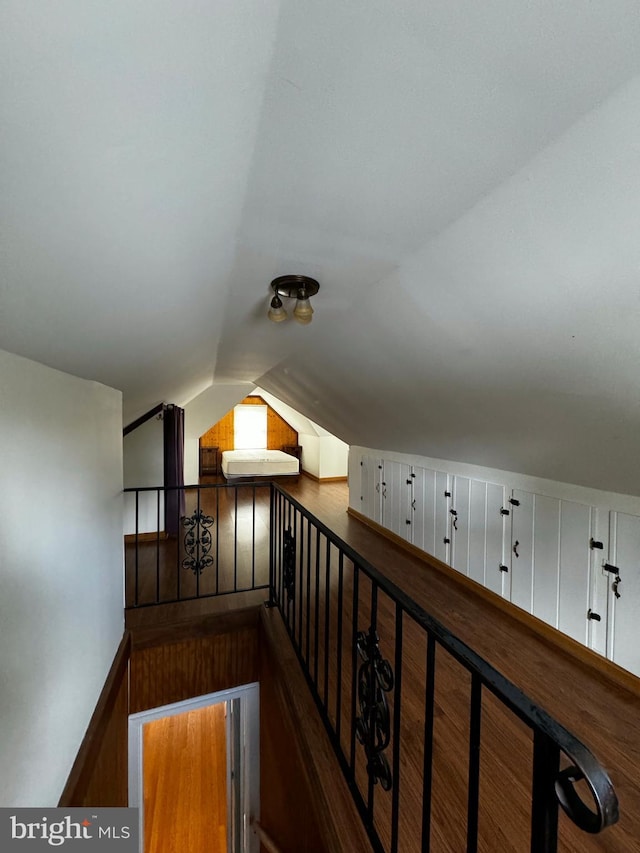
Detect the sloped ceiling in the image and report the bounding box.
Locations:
[2,1,640,493]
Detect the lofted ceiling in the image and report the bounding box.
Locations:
[2,1,640,494]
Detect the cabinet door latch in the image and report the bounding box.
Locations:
[612,576,622,599]
[509,498,520,507]
[500,507,510,516]
[589,538,603,550]
[587,609,601,622]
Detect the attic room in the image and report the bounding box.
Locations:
[1,1,640,851]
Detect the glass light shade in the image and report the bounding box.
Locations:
[293,296,313,324]
[268,295,288,323]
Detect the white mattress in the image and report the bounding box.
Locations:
[221,449,299,477]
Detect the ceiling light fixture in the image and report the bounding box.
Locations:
[268,275,320,325]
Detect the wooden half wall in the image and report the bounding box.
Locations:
[58,605,368,853]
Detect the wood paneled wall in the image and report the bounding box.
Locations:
[200,408,234,451]
[200,396,297,453]
[59,634,130,807]
[129,616,259,714]
[259,608,371,853]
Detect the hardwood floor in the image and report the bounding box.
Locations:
[127,476,640,852]
[143,702,227,853]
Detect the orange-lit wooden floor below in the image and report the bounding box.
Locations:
[143,702,227,853]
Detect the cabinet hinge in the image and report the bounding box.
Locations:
[587,609,601,622]
[406,479,412,485]
[449,509,458,516]
[499,564,509,572]
[406,519,411,525]
[444,490,451,497]
[443,537,451,544]
[603,563,620,575]
[500,507,510,516]
[509,498,520,507]
[411,472,416,478]
[360,461,363,466]
[589,538,603,550]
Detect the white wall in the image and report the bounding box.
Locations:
[298,433,348,479]
[299,432,320,477]
[123,415,164,535]
[183,382,255,483]
[318,435,349,479]
[0,349,124,806]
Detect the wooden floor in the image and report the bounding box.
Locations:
[143,702,227,853]
[127,475,640,852]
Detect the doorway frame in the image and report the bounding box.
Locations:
[128,682,260,853]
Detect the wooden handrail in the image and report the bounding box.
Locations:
[123,402,165,437]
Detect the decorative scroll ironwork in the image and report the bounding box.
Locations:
[355,626,394,791]
[182,508,214,574]
[282,525,296,603]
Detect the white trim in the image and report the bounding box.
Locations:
[128,682,260,853]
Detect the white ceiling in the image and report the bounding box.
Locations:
[3,1,640,494]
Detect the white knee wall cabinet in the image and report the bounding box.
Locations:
[352,449,640,678]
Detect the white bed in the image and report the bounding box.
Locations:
[221,448,300,480]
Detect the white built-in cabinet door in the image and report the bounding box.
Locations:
[450,476,471,576]
[469,481,508,598]
[556,501,598,647]
[510,490,601,645]
[586,517,609,658]
[359,455,383,524]
[509,490,535,613]
[487,483,510,598]
[434,471,451,564]
[530,494,562,628]
[409,467,450,563]
[450,477,508,595]
[509,490,562,621]
[383,460,412,540]
[410,467,436,554]
[606,512,640,677]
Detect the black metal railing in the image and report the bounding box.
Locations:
[268,484,619,853]
[124,482,271,608]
